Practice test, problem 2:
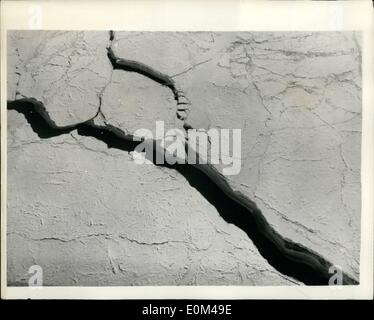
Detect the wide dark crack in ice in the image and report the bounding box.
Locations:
[7,99,358,285]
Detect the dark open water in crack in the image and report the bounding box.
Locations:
[7,100,358,286]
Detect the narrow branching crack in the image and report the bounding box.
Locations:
[107,31,191,122]
[7,99,358,285]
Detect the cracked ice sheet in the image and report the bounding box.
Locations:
[7,109,297,286]
[8,31,112,126]
[110,31,361,278]
[98,70,179,136]
[7,31,361,283]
